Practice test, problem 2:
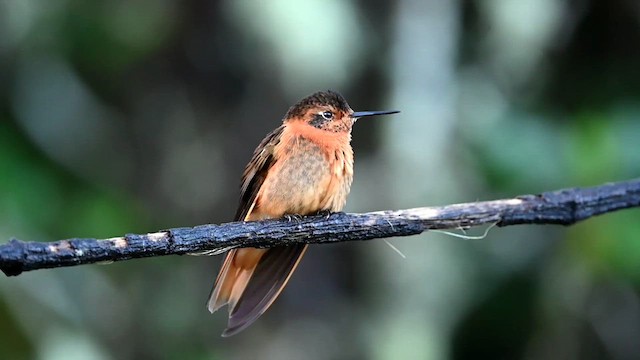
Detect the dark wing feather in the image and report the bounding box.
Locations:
[234,125,284,221]
[222,244,308,337]
[213,124,308,337]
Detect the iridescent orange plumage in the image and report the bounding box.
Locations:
[208,90,398,336]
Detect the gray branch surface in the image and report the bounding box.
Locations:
[2,179,639,277]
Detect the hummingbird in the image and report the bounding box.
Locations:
[208,90,399,336]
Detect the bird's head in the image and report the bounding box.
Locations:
[284,90,399,133]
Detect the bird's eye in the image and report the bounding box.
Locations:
[321,111,333,120]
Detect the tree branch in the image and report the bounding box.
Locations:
[2,179,639,277]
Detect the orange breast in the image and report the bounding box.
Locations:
[249,123,354,220]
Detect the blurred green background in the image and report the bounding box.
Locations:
[1,0,640,359]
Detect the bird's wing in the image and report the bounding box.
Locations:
[234,125,285,221]
[209,125,284,311]
[210,125,308,336]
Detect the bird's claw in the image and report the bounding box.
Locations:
[285,214,303,223]
[317,210,333,219]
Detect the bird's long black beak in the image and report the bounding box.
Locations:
[351,110,400,118]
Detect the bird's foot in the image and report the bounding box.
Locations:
[284,214,303,223]
[317,210,333,219]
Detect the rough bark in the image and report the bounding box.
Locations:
[1,179,639,277]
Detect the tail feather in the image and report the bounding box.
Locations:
[208,248,266,313]
[208,245,308,337]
